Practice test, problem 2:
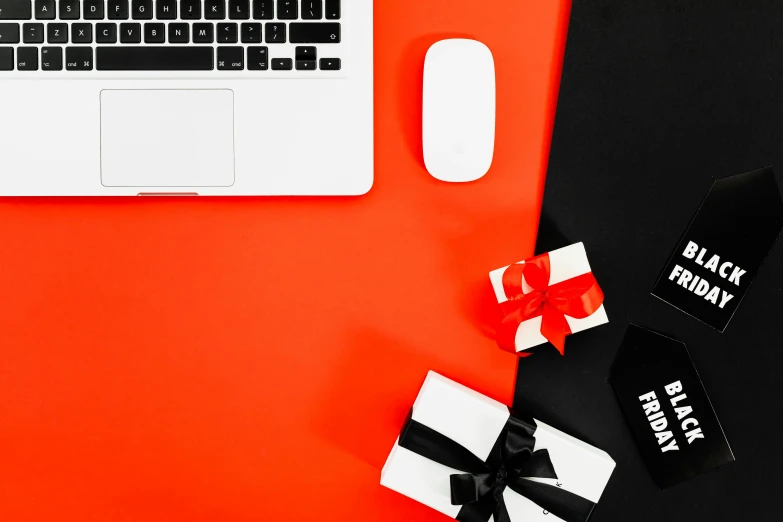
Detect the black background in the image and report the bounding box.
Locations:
[512,1,783,520]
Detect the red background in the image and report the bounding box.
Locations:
[0,1,571,520]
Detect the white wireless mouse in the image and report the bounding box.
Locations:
[423,39,496,183]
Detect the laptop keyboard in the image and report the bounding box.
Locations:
[0,0,345,73]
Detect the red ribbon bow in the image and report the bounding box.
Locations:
[497,253,604,356]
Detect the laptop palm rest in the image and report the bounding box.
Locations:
[100,89,235,188]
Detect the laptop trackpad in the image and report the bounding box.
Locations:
[101,90,235,187]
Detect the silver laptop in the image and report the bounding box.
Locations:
[0,0,373,196]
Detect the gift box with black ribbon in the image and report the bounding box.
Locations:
[381,372,616,522]
[489,242,608,356]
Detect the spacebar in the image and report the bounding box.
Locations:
[96,47,214,71]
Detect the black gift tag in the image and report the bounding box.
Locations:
[651,167,783,331]
[608,325,734,489]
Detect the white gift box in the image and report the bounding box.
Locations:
[381,372,616,522]
[489,242,609,353]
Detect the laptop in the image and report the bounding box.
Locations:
[0,0,373,196]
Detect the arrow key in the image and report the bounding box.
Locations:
[271,58,292,70]
[319,57,340,70]
[295,45,316,61]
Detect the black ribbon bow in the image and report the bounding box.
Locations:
[397,410,595,522]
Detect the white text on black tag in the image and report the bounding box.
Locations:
[667,241,746,309]
[639,380,704,453]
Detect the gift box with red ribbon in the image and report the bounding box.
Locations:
[489,243,608,356]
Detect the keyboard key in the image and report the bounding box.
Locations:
[0,46,12,69]
[319,57,339,70]
[265,21,284,43]
[46,22,66,43]
[59,0,79,18]
[40,45,62,69]
[180,0,200,19]
[295,45,314,60]
[204,0,224,19]
[295,59,314,70]
[34,0,55,19]
[72,22,92,42]
[192,22,212,43]
[23,22,43,42]
[217,45,242,70]
[168,22,188,43]
[217,22,236,43]
[119,22,140,42]
[0,0,32,20]
[217,24,239,43]
[84,0,104,19]
[0,22,19,42]
[17,45,37,69]
[301,0,320,19]
[107,0,127,19]
[131,0,150,19]
[271,57,292,70]
[290,22,339,43]
[252,0,271,19]
[156,0,175,19]
[97,46,214,70]
[276,0,295,19]
[228,0,247,19]
[96,22,116,42]
[325,0,338,19]
[240,22,259,42]
[144,21,163,42]
[66,46,93,70]
[246,45,267,70]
